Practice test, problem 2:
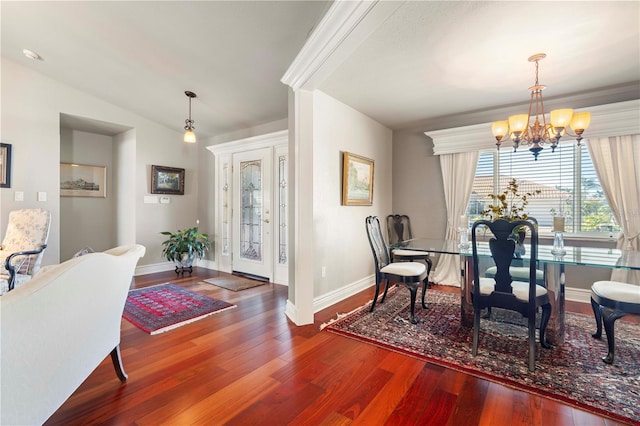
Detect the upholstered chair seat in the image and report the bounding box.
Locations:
[478,277,549,301]
[391,249,431,258]
[590,280,640,364]
[485,266,545,285]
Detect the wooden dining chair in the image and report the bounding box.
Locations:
[471,218,552,372]
[590,280,640,364]
[386,214,432,271]
[366,216,429,324]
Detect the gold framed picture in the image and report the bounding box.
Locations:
[60,163,107,198]
[342,152,374,206]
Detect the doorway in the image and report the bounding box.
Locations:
[232,148,273,280]
[208,130,288,285]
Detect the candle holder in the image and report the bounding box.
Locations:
[458,227,470,249]
[551,231,566,255]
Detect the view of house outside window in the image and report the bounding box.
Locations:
[467,142,619,236]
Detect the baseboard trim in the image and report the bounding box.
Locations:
[134,259,217,276]
[313,274,375,313]
[566,286,591,304]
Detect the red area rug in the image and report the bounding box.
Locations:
[323,288,640,424]
[123,283,235,334]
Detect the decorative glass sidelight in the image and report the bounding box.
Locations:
[221,162,230,256]
[240,160,262,261]
[278,154,288,264]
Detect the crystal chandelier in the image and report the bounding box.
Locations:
[491,53,591,160]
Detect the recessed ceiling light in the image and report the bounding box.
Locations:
[23,49,42,61]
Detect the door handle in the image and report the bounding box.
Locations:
[264,219,270,223]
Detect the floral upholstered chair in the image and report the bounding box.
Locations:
[0,208,51,294]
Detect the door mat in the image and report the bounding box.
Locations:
[123,283,235,334]
[203,275,268,292]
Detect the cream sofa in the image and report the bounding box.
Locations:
[1,244,145,425]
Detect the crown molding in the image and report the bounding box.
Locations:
[206,130,288,156]
[427,99,640,155]
[281,0,403,91]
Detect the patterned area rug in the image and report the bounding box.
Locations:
[324,288,640,424]
[203,275,267,291]
[123,283,235,334]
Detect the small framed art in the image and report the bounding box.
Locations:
[151,165,185,195]
[60,163,107,197]
[0,143,11,188]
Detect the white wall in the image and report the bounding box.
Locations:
[59,129,116,260]
[1,57,199,267]
[312,91,392,298]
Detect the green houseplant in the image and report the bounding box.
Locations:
[481,178,541,254]
[160,227,210,274]
[481,178,541,222]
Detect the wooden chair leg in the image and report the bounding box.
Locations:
[601,307,626,364]
[407,283,418,324]
[590,297,603,338]
[528,315,536,372]
[370,275,381,312]
[380,279,391,304]
[421,278,428,309]
[110,345,128,382]
[472,307,480,356]
[539,303,552,349]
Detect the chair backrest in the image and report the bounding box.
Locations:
[366,216,391,271]
[471,219,538,300]
[1,208,51,275]
[386,214,413,245]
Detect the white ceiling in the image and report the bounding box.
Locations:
[2,1,639,138]
[320,1,640,130]
[1,1,331,137]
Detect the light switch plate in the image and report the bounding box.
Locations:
[37,192,47,202]
[144,196,159,204]
[14,191,24,201]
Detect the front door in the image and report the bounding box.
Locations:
[232,148,272,280]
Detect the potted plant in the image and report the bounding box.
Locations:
[160,226,210,275]
[481,178,541,255]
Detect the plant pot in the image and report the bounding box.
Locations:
[174,252,195,275]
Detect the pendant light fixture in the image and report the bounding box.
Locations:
[183,91,197,143]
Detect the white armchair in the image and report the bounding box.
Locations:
[1,244,146,425]
[0,208,51,294]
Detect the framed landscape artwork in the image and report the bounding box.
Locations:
[342,152,374,206]
[0,143,11,188]
[151,165,185,195]
[60,163,106,197]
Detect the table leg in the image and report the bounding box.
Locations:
[544,262,566,345]
[460,256,474,327]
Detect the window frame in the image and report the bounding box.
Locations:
[471,143,618,240]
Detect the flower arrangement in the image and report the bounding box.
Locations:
[481,178,541,221]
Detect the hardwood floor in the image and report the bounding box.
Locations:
[45,269,633,425]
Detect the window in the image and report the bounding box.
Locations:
[467,143,618,236]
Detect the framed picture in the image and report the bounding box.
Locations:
[1,143,11,188]
[60,163,107,198]
[342,152,374,206]
[151,165,185,195]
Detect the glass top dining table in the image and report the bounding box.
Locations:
[392,238,640,345]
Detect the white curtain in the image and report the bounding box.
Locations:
[432,151,479,285]
[587,135,640,284]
